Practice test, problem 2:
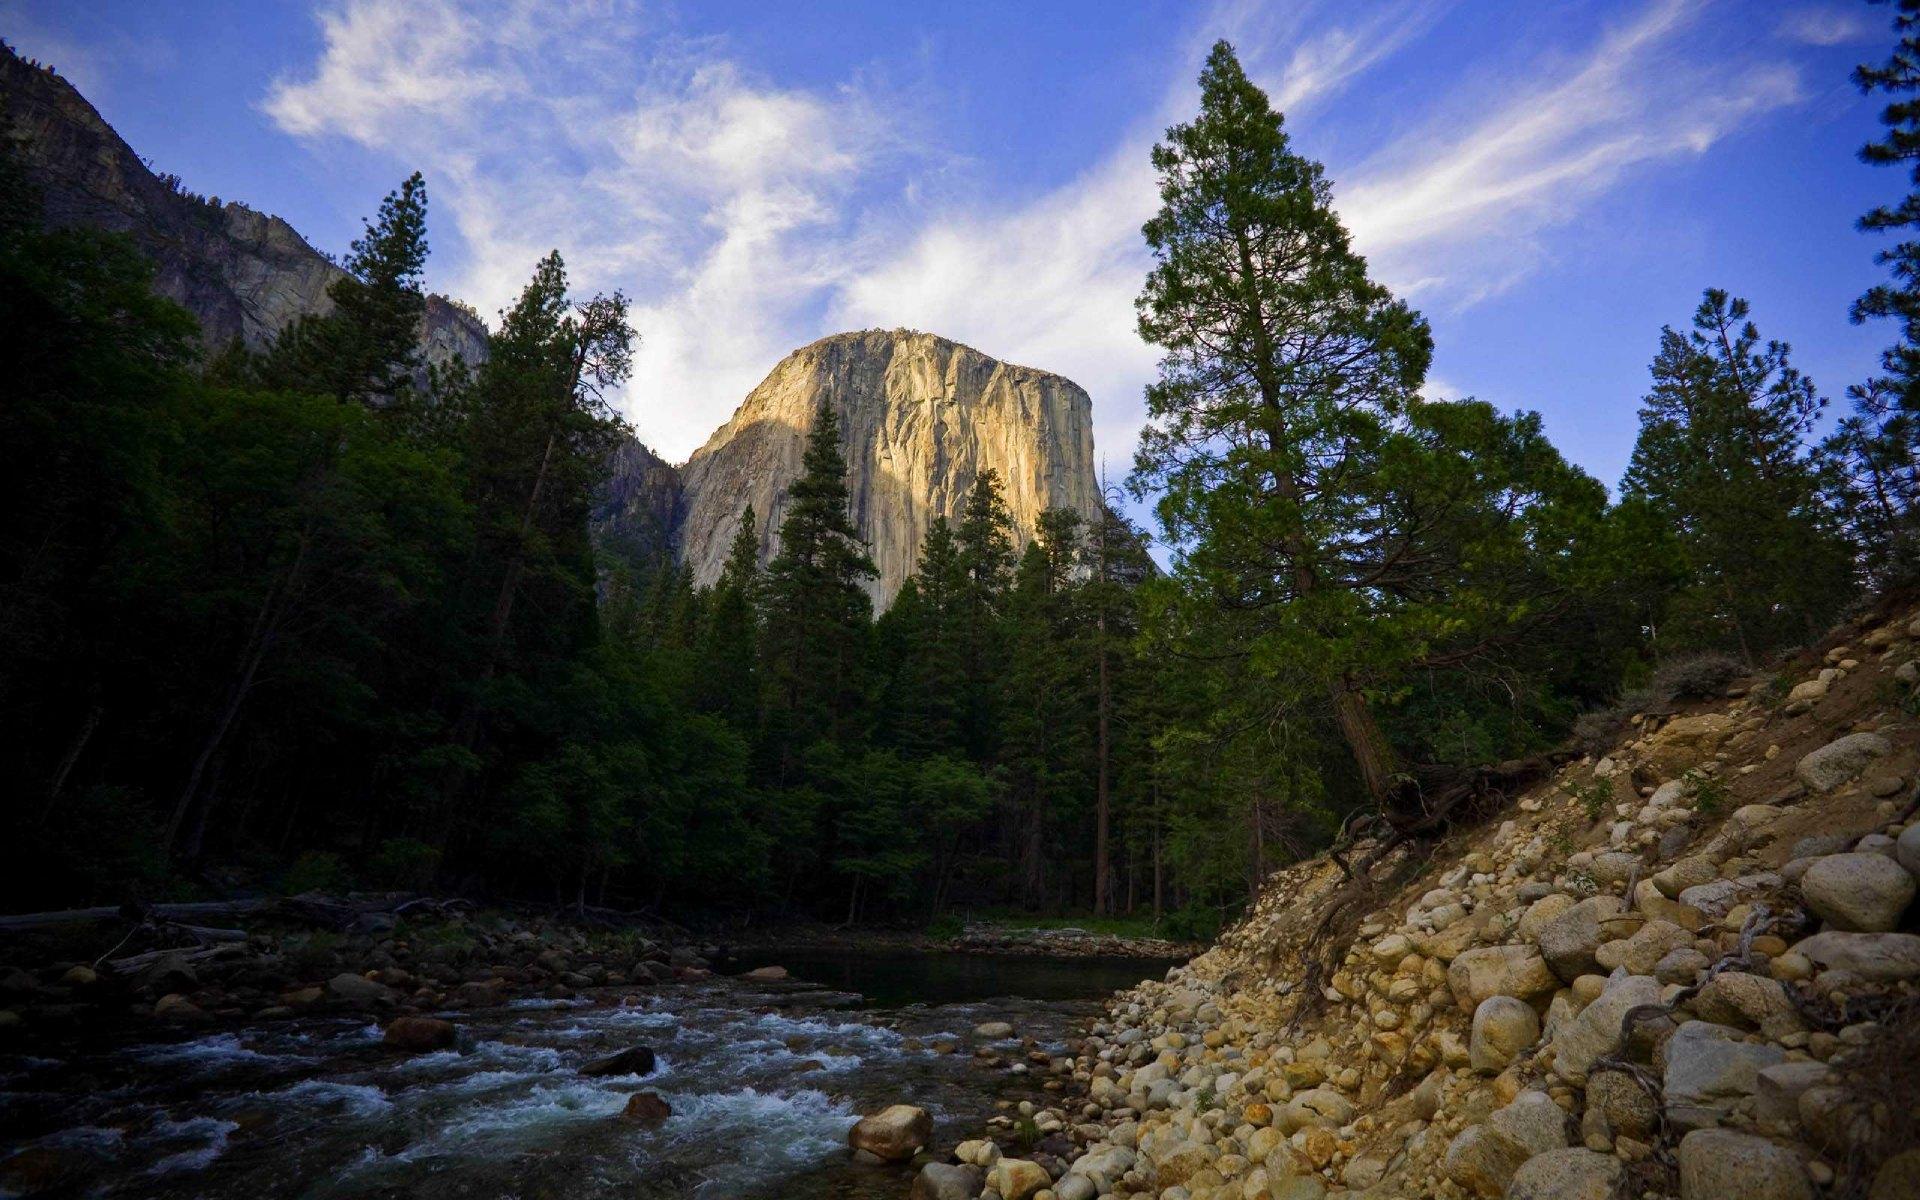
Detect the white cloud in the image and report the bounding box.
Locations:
[1777,5,1874,46]
[1339,0,1802,306]
[262,0,1806,473]
[264,0,897,459]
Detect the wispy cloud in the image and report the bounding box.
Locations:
[1777,5,1875,46]
[265,0,904,459]
[263,0,1809,468]
[1339,0,1802,307]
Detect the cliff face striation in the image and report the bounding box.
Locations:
[0,46,487,365]
[675,330,1102,604]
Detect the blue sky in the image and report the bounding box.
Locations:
[2,0,1901,508]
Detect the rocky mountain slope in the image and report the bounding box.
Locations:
[924,603,1920,1200]
[674,330,1102,603]
[0,45,487,364]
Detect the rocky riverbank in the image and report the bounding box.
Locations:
[0,902,723,1044]
[728,921,1201,962]
[914,602,1920,1199]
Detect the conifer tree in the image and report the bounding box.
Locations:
[261,172,429,404]
[955,470,1015,760]
[1131,40,1432,807]
[759,403,877,779]
[1829,1,1920,579]
[695,507,762,729]
[1623,289,1853,657]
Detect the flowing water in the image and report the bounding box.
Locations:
[0,952,1177,1199]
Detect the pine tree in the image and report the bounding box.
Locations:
[759,403,877,780]
[1623,289,1853,657]
[1830,2,1920,579]
[879,516,966,756]
[261,173,429,405]
[955,470,1015,760]
[1131,40,1432,807]
[695,507,762,729]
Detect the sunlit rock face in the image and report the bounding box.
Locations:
[674,330,1102,606]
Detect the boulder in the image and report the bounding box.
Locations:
[1663,1020,1784,1130]
[326,973,398,1007]
[1444,1124,1533,1198]
[1899,824,1920,877]
[581,1046,657,1077]
[1506,1148,1621,1200]
[1795,733,1892,793]
[1754,1061,1831,1127]
[991,1157,1051,1200]
[152,993,206,1022]
[1517,894,1577,943]
[1648,714,1735,775]
[848,1104,932,1161]
[1537,897,1622,981]
[1585,1069,1656,1139]
[973,1021,1014,1039]
[1551,973,1660,1084]
[1871,1148,1920,1200]
[1595,919,1692,975]
[620,1091,671,1122]
[1489,1091,1570,1157]
[1653,856,1720,899]
[1470,995,1541,1073]
[1789,930,1920,982]
[1676,1129,1811,1200]
[742,965,789,981]
[1801,853,1916,931]
[382,1016,457,1051]
[910,1162,983,1200]
[1689,972,1804,1040]
[1448,945,1559,1009]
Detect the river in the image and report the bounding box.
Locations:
[0,951,1178,1198]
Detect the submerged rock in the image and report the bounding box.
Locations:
[581,1045,657,1077]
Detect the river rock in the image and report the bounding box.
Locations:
[152,993,206,1022]
[1444,1124,1534,1198]
[326,972,397,1007]
[1470,995,1540,1073]
[1690,971,1804,1039]
[1789,930,1920,982]
[1871,1149,1920,1200]
[990,1157,1051,1200]
[1449,945,1558,1009]
[1648,714,1735,775]
[911,1162,982,1200]
[1796,733,1892,792]
[582,1046,657,1077]
[1677,1129,1811,1200]
[743,965,789,981]
[1595,918,1692,975]
[1800,853,1916,931]
[1899,825,1920,877]
[1537,897,1622,981]
[1663,1020,1784,1130]
[382,1016,457,1051]
[1489,1090,1569,1157]
[1506,1148,1620,1200]
[621,1091,671,1122]
[848,1104,931,1161]
[973,1021,1014,1039]
[1551,973,1659,1084]
[1585,1069,1656,1139]
[1653,855,1720,899]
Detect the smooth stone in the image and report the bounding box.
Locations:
[1677,1129,1811,1200]
[1505,1147,1621,1200]
[1795,733,1892,792]
[1470,996,1541,1073]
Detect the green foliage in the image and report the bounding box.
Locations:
[1683,769,1729,818]
[283,851,353,896]
[1563,780,1613,823]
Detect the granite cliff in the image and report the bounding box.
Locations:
[0,45,487,365]
[674,330,1102,604]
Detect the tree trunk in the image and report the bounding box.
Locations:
[42,701,104,819]
[1330,679,1395,804]
[166,525,312,855]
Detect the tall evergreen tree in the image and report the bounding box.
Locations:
[955,470,1015,760]
[1623,289,1852,657]
[759,403,877,781]
[694,507,762,729]
[1829,2,1920,579]
[260,172,429,405]
[1130,40,1432,807]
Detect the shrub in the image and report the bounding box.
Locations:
[925,912,964,940]
[281,850,352,896]
[1650,652,1744,700]
[1163,904,1224,942]
[369,837,440,890]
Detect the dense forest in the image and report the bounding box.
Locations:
[5,25,1919,938]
